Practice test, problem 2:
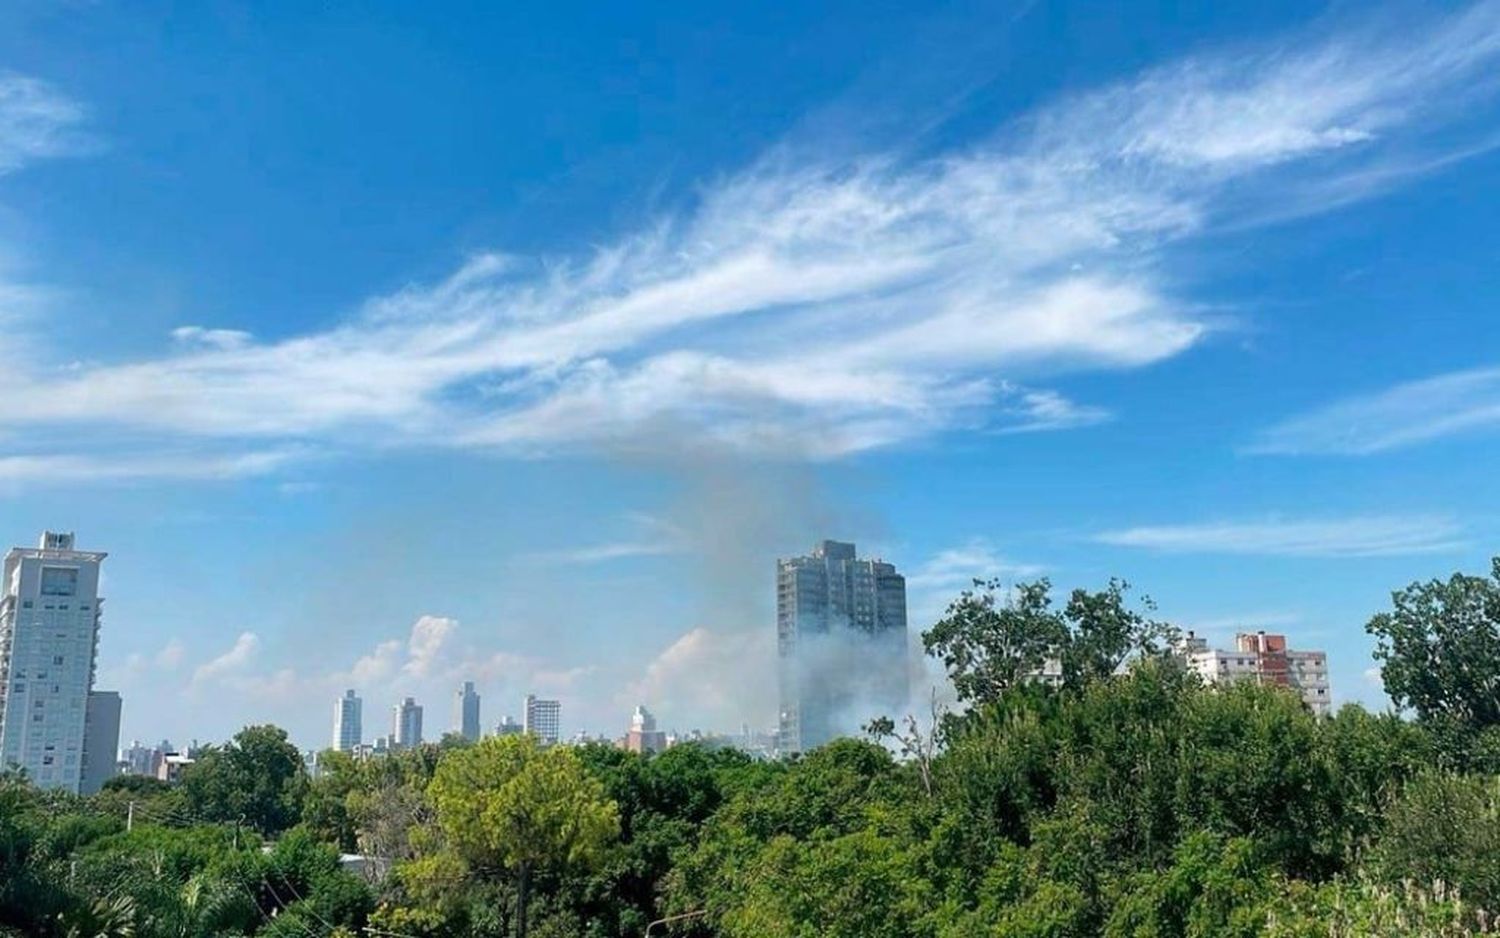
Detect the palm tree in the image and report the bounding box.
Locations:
[60,894,137,938]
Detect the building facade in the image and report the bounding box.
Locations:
[332,689,362,752]
[523,694,560,745]
[0,532,120,793]
[777,540,909,755]
[80,690,121,795]
[1178,631,1332,717]
[392,696,423,748]
[624,704,667,754]
[494,715,523,737]
[453,681,481,742]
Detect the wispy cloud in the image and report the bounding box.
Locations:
[525,512,686,565]
[906,539,1045,593]
[905,539,1045,625]
[0,72,90,174]
[1095,514,1467,557]
[170,326,255,352]
[1250,365,1500,455]
[0,450,299,487]
[191,631,260,686]
[5,5,1500,475]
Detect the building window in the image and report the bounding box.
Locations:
[40,567,78,597]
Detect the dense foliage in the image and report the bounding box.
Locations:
[1,564,1497,936]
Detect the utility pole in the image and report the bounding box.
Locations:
[127,800,134,832]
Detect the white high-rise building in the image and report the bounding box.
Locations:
[1177,631,1333,717]
[332,689,362,752]
[777,540,908,755]
[624,704,667,754]
[523,694,560,745]
[392,696,423,748]
[0,532,121,793]
[453,681,480,742]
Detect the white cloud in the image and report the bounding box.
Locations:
[906,540,1045,594]
[171,326,254,351]
[0,73,89,174]
[1176,610,1304,638]
[904,539,1046,627]
[344,639,402,686]
[0,450,298,487]
[990,386,1111,435]
[171,615,612,743]
[525,512,687,565]
[621,627,776,730]
[403,615,458,678]
[1250,365,1500,455]
[191,631,260,686]
[3,5,1498,472]
[529,541,680,565]
[1095,514,1466,557]
[154,639,186,671]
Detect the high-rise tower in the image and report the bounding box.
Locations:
[0,532,120,793]
[392,696,423,748]
[332,689,362,752]
[777,540,908,755]
[453,681,480,742]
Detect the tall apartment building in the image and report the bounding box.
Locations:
[523,694,560,745]
[777,540,908,755]
[332,689,362,752]
[453,681,481,742]
[1178,631,1332,717]
[0,532,121,793]
[392,696,423,748]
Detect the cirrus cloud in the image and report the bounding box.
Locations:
[1095,514,1467,557]
[3,5,1500,478]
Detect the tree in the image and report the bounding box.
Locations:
[1367,772,1500,913]
[924,579,1067,704]
[924,577,1172,705]
[427,735,620,937]
[180,725,308,835]
[302,749,361,851]
[865,688,946,797]
[1367,558,1500,732]
[1060,579,1176,687]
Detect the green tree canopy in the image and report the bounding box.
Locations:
[924,577,1173,705]
[428,735,620,936]
[180,725,308,835]
[1367,557,1500,732]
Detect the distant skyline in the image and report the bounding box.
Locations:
[2,1,1500,749]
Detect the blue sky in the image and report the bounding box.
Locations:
[2,0,1499,749]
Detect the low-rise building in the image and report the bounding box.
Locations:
[157,752,194,784]
[1178,630,1332,716]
